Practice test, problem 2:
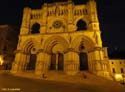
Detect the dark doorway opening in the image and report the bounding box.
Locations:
[79,52,88,70]
[50,53,56,70]
[58,53,64,70]
[27,54,36,70]
[31,23,40,34]
[50,53,64,70]
[77,19,87,31]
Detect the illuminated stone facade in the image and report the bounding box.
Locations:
[109,59,125,80]
[11,0,110,78]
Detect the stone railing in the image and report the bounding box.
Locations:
[31,10,42,19]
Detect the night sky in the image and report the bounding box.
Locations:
[0,0,125,54]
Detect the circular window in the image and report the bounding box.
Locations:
[52,21,63,28]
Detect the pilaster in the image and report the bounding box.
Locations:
[11,50,29,73]
[64,49,79,75]
[67,0,76,32]
[92,47,110,78]
[35,49,50,75]
[20,7,31,35]
[41,3,47,33]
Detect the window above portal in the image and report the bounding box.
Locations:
[76,19,87,31]
[31,23,40,34]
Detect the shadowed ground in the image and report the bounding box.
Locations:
[0,72,125,92]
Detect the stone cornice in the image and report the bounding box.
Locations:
[15,50,30,55]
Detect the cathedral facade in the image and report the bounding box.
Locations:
[11,0,110,78]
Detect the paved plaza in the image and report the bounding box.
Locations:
[0,72,125,92]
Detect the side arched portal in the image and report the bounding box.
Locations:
[71,35,95,71]
[22,39,38,71]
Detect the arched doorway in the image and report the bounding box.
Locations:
[50,53,56,70]
[43,36,68,71]
[50,53,64,70]
[79,41,88,70]
[27,54,36,70]
[58,53,64,70]
[71,35,95,72]
[79,52,88,70]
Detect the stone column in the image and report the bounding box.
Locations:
[35,50,50,75]
[55,53,58,70]
[24,54,30,71]
[64,50,79,75]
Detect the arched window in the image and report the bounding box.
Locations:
[76,19,87,31]
[31,23,40,34]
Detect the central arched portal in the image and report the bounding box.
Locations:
[79,52,88,70]
[44,36,69,71]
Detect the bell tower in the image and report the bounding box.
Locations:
[87,0,100,31]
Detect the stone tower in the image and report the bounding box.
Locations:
[11,0,110,78]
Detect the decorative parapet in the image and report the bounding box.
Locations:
[29,1,89,19]
[31,10,42,19]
